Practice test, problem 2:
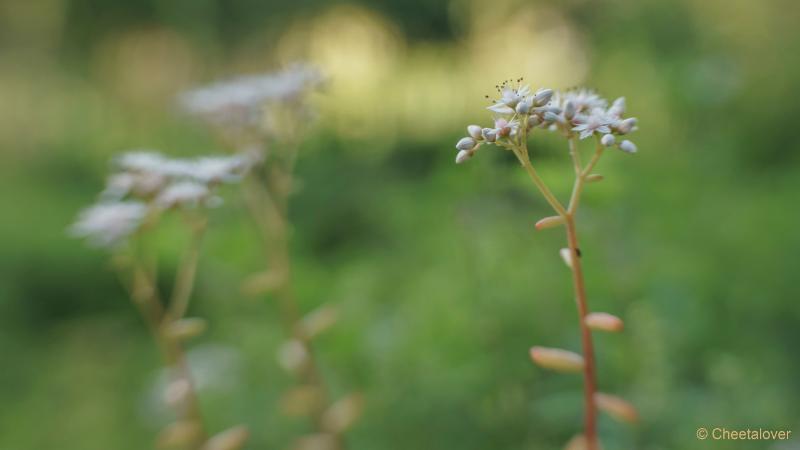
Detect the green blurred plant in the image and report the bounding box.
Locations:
[179,65,363,450]
[454,81,641,449]
[70,152,254,449]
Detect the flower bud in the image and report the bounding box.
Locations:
[481,128,497,142]
[296,305,339,340]
[467,125,483,140]
[164,378,191,408]
[564,434,598,450]
[277,339,309,374]
[455,149,473,164]
[515,100,531,114]
[563,100,576,120]
[594,393,639,424]
[535,215,565,230]
[617,117,637,134]
[559,248,574,269]
[322,393,364,433]
[527,115,542,128]
[600,134,615,147]
[282,386,325,417]
[157,421,203,449]
[204,425,250,450]
[529,346,584,373]
[586,174,604,183]
[543,111,562,123]
[585,312,624,332]
[292,434,338,450]
[618,140,637,154]
[456,137,477,151]
[165,318,208,341]
[241,269,286,297]
[533,88,554,106]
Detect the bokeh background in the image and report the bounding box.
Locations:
[2,0,800,449]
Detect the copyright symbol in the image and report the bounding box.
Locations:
[697,427,708,440]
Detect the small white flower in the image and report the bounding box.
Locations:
[572,109,614,139]
[494,118,519,137]
[487,83,531,114]
[561,89,607,113]
[481,128,497,142]
[487,102,515,115]
[70,201,148,248]
[501,84,530,107]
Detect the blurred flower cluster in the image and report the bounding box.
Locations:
[455,81,639,163]
[179,63,325,146]
[71,150,257,248]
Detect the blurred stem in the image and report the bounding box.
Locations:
[167,216,207,322]
[119,232,209,448]
[243,144,339,445]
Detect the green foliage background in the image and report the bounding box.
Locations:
[1,0,799,449]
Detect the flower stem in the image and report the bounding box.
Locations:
[167,217,207,322]
[243,147,341,446]
[565,215,599,450]
[121,249,208,448]
[519,135,601,449]
[516,154,568,217]
[568,138,604,214]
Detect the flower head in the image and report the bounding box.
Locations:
[73,149,256,249]
[454,82,640,163]
[572,109,615,140]
[178,64,325,132]
[487,79,532,114]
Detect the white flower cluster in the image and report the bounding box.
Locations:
[71,150,257,248]
[455,81,639,163]
[178,63,325,131]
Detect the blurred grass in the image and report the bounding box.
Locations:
[1,0,800,449]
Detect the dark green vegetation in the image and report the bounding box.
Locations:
[1,0,799,449]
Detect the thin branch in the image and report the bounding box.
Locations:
[167,217,207,322]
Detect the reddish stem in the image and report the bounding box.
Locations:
[565,215,598,450]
